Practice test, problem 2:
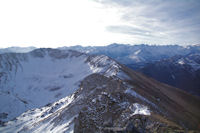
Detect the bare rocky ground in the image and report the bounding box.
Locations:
[73,73,200,133]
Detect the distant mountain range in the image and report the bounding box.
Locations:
[59,44,200,69]
[59,44,200,96]
[0,44,200,96]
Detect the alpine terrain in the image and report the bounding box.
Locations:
[59,44,200,96]
[0,48,200,133]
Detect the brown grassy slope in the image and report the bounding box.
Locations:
[121,64,200,130]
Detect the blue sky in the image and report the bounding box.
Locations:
[0,0,199,48]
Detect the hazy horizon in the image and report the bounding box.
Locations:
[1,43,200,49]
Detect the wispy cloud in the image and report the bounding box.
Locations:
[107,25,153,37]
[95,0,200,45]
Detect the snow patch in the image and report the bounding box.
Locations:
[129,103,150,116]
[134,49,141,55]
[125,88,148,103]
[178,59,185,65]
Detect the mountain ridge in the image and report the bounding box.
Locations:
[0,48,200,132]
[0,48,124,122]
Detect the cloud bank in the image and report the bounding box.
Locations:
[95,0,200,45]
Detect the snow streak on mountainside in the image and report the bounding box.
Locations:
[0,48,122,122]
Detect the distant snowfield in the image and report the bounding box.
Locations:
[0,49,121,122]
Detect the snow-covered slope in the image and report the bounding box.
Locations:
[0,48,122,122]
[1,94,76,133]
